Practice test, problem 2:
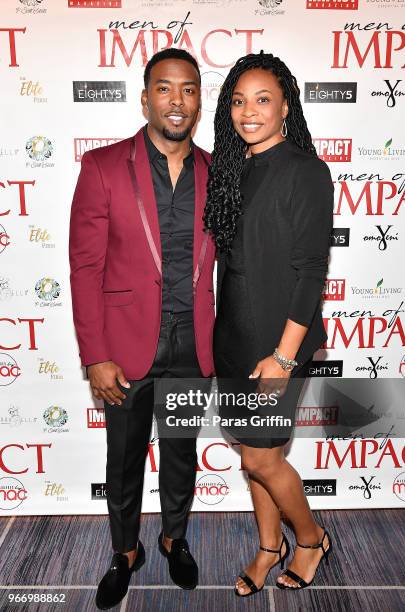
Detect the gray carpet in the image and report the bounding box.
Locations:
[0,510,404,611]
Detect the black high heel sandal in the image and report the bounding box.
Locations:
[276,528,332,590]
[234,533,290,598]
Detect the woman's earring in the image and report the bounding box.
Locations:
[281,118,288,138]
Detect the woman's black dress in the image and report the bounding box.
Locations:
[213,144,311,448]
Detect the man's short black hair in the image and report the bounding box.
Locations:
[143,48,201,88]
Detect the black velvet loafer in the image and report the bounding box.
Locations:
[158,531,198,589]
[95,541,145,610]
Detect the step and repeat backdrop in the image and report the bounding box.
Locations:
[1,0,404,516]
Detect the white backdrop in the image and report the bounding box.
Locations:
[1,0,404,515]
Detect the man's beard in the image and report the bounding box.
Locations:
[162,126,191,141]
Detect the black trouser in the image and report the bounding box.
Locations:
[104,310,204,553]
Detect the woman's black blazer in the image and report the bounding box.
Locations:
[215,140,334,368]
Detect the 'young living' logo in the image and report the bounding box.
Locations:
[357,138,405,161]
[350,278,402,300]
[366,0,405,8]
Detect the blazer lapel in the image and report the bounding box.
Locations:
[127,127,162,277]
[192,146,210,293]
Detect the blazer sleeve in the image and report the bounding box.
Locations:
[287,156,334,327]
[69,151,111,367]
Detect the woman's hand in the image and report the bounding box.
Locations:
[249,355,291,397]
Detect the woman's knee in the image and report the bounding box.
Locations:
[241,447,284,477]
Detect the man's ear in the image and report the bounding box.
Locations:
[141,89,148,111]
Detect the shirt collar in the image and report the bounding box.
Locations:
[143,124,194,167]
[249,139,289,166]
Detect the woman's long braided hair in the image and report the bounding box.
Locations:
[203,52,317,253]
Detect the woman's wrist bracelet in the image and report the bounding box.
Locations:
[272,347,298,372]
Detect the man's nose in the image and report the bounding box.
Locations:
[169,88,184,107]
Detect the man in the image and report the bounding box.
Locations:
[69,48,216,610]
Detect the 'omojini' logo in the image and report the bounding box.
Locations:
[355,356,389,379]
[371,80,405,108]
[349,476,381,499]
[363,226,399,251]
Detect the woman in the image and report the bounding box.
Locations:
[203,52,334,595]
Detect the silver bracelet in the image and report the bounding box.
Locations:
[272,347,298,372]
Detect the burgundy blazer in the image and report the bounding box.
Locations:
[69,126,216,379]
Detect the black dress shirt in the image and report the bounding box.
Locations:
[143,125,195,312]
